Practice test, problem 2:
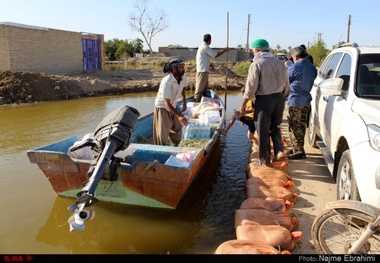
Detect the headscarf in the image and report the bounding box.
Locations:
[163,58,185,73]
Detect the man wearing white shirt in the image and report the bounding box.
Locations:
[194,34,229,102]
[153,58,188,146]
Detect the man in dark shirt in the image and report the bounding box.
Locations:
[300,44,314,64]
[286,46,317,159]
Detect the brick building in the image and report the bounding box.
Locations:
[0,22,104,74]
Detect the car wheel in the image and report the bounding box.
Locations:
[336,149,361,202]
[307,110,319,148]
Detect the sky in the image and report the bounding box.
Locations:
[1,0,380,52]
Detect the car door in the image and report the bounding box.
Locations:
[323,53,352,150]
[314,52,344,147]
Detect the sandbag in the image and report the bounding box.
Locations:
[246,176,295,189]
[248,168,292,181]
[245,184,297,203]
[239,197,293,213]
[234,209,298,230]
[246,162,275,173]
[271,160,288,170]
[215,239,291,254]
[236,224,303,251]
[247,161,288,174]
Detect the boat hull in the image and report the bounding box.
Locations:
[27,90,225,209]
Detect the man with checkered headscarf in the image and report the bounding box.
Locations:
[153,58,188,146]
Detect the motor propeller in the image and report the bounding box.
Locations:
[67,203,95,231]
[67,105,140,231]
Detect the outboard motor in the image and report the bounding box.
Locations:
[67,105,140,231]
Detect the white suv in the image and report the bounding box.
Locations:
[308,43,380,208]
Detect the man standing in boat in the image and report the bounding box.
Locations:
[194,34,229,102]
[153,58,188,146]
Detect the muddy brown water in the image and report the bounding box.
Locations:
[0,90,254,254]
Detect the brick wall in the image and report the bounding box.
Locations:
[0,22,103,74]
[0,26,11,69]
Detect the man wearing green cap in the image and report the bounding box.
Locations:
[239,38,290,166]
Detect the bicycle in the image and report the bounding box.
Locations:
[311,199,380,254]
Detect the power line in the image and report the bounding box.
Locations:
[351,15,380,25]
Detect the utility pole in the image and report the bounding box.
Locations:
[246,14,250,53]
[315,33,322,43]
[347,14,351,43]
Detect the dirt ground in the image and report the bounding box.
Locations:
[0,63,245,105]
[279,111,336,254]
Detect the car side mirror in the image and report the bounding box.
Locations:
[318,78,344,96]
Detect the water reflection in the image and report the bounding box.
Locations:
[36,198,196,254]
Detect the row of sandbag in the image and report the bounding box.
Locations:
[215,142,303,254]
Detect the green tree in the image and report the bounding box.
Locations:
[104,39,124,61]
[129,38,144,56]
[115,41,132,60]
[129,0,168,54]
[104,38,144,61]
[308,41,330,67]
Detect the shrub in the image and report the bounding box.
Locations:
[233,61,251,76]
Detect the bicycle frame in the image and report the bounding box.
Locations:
[348,214,380,254]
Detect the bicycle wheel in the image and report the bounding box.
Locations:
[311,206,380,254]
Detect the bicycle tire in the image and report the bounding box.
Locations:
[311,203,380,254]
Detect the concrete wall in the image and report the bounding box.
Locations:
[0,22,104,74]
[158,47,251,62]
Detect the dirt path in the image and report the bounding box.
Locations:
[281,107,336,254]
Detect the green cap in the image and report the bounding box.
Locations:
[251,38,269,48]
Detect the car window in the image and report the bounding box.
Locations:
[357,54,380,98]
[322,52,344,79]
[319,52,344,80]
[318,55,331,78]
[336,53,351,91]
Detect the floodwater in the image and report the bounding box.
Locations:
[0,90,251,254]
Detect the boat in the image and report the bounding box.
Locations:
[27,89,225,230]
